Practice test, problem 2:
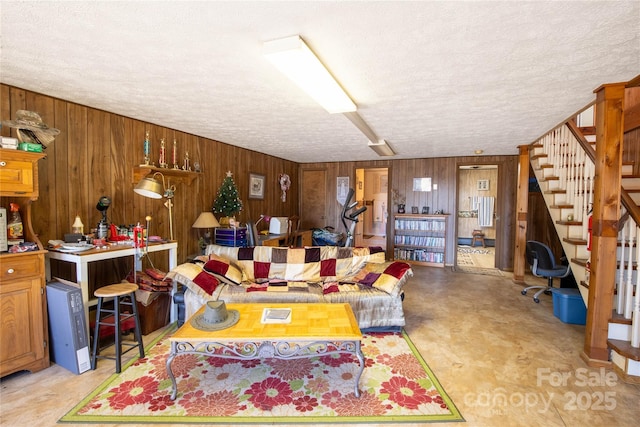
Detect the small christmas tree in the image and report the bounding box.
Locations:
[213,171,243,217]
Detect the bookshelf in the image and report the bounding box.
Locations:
[393,214,448,267]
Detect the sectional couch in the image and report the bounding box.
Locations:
[166,244,413,330]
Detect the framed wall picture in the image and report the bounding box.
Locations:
[249,173,265,199]
[413,177,432,192]
[477,179,489,191]
[337,176,349,205]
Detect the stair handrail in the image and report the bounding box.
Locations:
[566,118,640,232]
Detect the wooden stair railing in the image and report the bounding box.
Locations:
[522,77,640,382]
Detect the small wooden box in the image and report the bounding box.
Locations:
[137,292,171,335]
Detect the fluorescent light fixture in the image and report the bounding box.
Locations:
[264,35,356,114]
[343,111,378,144]
[368,139,396,156]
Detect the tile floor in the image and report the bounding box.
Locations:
[1,265,638,426]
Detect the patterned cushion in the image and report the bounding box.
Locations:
[165,263,219,300]
[358,261,413,297]
[195,254,243,285]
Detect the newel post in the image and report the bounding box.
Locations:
[581,83,625,365]
[513,145,530,283]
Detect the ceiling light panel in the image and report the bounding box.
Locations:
[368,139,396,156]
[264,35,357,114]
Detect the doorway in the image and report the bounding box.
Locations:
[355,167,389,249]
[300,169,327,230]
[456,165,498,270]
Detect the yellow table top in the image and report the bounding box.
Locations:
[171,303,362,342]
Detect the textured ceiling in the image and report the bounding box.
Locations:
[1,1,638,163]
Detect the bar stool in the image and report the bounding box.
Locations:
[91,282,145,373]
[471,230,486,248]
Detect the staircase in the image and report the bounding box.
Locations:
[528,101,640,384]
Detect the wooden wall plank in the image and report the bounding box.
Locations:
[88,108,111,234]
[27,93,56,240]
[110,114,129,226]
[51,99,69,239]
[67,103,90,233]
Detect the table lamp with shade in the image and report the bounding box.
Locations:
[192,212,220,252]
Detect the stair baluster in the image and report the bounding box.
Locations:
[633,223,640,347]
[624,221,635,319]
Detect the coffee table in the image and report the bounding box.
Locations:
[166,302,364,400]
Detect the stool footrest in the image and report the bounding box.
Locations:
[94,341,143,361]
[91,288,145,373]
[96,313,136,327]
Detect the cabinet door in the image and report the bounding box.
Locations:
[0,158,35,196]
[0,277,45,376]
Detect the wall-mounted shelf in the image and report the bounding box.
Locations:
[132,165,199,185]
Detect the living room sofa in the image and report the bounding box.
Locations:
[166,244,413,330]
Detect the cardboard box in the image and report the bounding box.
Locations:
[1,137,18,149]
[18,142,43,152]
[552,288,587,325]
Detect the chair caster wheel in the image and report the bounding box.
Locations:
[521,290,527,295]
[533,297,540,303]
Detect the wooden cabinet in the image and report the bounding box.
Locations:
[0,149,49,377]
[0,252,48,376]
[393,214,448,267]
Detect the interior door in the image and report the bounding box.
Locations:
[456,165,498,269]
[300,169,327,230]
[357,167,388,248]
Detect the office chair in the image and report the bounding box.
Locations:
[522,240,571,303]
[245,221,261,247]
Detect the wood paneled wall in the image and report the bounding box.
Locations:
[2,84,520,271]
[1,84,299,268]
[300,155,519,269]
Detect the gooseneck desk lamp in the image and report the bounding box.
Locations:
[134,172,176,241]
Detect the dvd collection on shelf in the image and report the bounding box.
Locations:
[394,218,446,231]
[394,235,445,247]
[394,248,445,263]
[393,214,447,267]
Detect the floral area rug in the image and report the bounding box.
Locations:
[60,329,463,424]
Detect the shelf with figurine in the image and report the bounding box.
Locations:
[133,165,200,185]
[132,133,201,184]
